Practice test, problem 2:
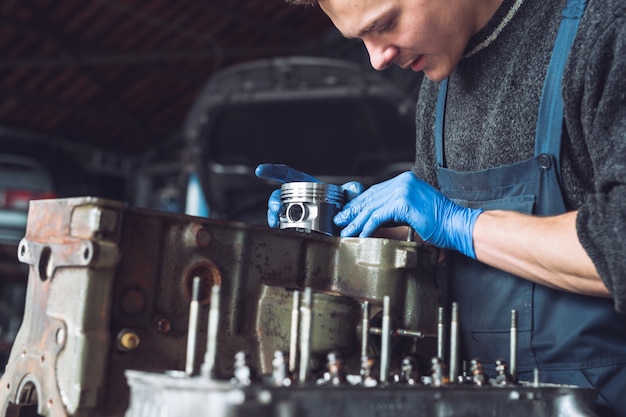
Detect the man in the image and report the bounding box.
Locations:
[256,0,626,415]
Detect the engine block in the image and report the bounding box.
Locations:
[0,197,440,417]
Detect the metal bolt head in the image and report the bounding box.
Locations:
[156,318,171,333]
[117,329,140,351]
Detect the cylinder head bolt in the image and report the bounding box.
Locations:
[279,182,345,236]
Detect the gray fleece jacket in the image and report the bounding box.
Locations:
[413,0,626,312]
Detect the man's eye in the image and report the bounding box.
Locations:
[378,21,393,33]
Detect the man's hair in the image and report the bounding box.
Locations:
[286,0,318,5]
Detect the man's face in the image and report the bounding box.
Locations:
[319,0,499,82]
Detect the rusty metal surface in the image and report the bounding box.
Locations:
[0,197,439,417]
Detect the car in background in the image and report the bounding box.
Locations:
[178,56,421,224]
[0,153,56,246]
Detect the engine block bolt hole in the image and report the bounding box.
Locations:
[184,264,222,305]
[38,247,52,281]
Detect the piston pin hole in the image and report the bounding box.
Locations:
[287,203,307,222]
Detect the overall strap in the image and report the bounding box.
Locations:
[435,77,449,167]
[435,0,587,170]
[534,0,588,170]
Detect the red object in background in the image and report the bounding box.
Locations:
[0,189,57,211]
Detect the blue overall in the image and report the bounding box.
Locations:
[434,0,626,415]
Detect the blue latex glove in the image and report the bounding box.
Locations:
[255,163,364,228]
[334,171,483,259]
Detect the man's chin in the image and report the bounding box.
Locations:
[423,68,451,83]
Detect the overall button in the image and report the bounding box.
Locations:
[538,154,552,169]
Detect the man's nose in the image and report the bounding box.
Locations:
[364,40,397,71]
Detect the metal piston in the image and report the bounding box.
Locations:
[279,182,345,236]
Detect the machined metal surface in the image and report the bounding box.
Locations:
[0,196,439,417]
[123,369,599,417]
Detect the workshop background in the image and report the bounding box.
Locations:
[0,0,423,369]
